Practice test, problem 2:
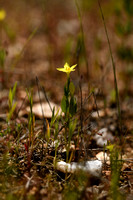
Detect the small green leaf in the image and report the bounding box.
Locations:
[69,96,77,116]
[69,119,77,141]
[69,82,75,95]
[64,84,69,97]
[51,107,60,127]
[64,77,70,97]
[61,96,67,113]
[12,82,17,99]
[51,107,55,125]
[54,122,59,140]
[8,89,13,109]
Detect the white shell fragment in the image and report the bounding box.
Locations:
[56,160,102,178]
[19,102,62,118]
[93,128,114,147]
[96,152,110,162]
[27,102,61,118]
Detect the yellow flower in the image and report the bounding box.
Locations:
[57,62,77,75]
[0,9,6,21]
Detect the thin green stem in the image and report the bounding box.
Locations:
[75,0,89,79]
[98,0,122,132]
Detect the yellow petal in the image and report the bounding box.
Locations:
[56,63,77,74]
[64,62,70,69]
[70,64,77,70]
[70,69,75,72]
[56,68,67,72]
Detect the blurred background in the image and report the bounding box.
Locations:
[0,0,133,109]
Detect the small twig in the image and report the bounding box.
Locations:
[41,85,53,113]
[24,174,35,189]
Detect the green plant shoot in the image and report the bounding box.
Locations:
[57,62,77,162]
[107,143,122,199]
[8,82,17,121]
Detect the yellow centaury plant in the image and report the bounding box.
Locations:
[57,62,77,75]
[0,9,6,21]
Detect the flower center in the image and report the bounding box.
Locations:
[65,66,70,72]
